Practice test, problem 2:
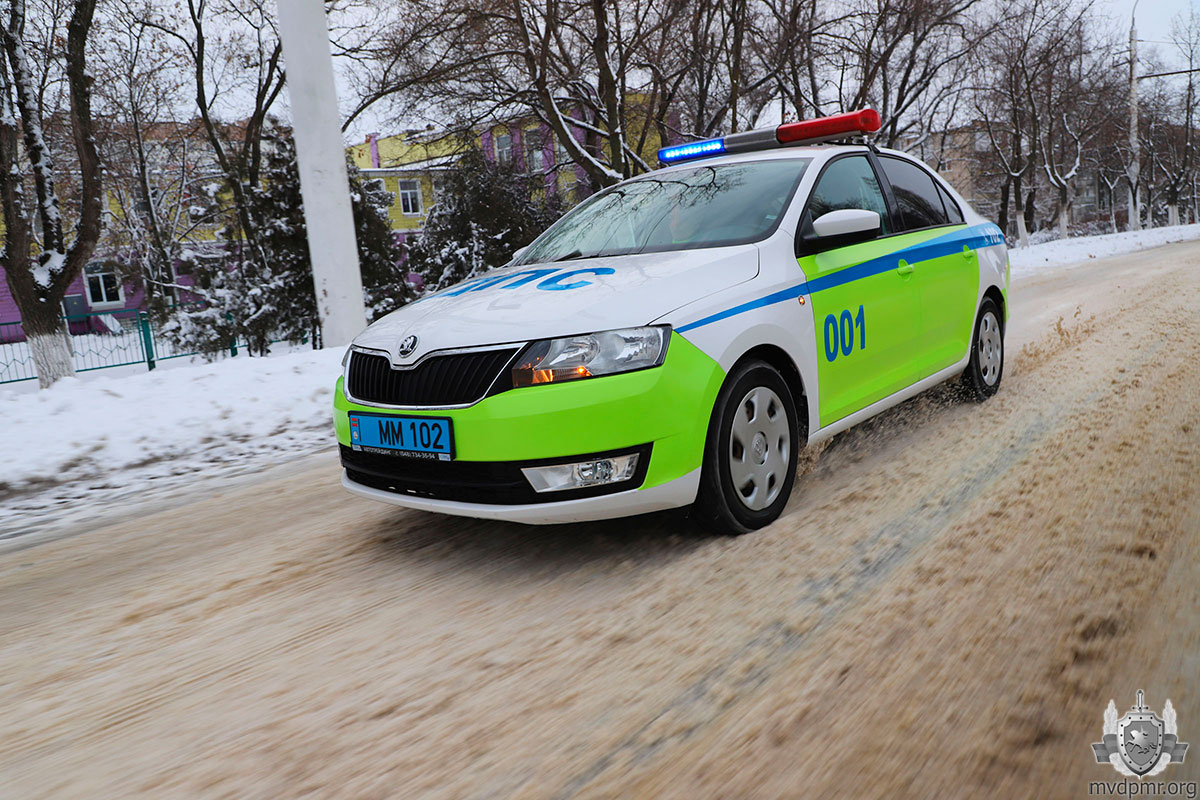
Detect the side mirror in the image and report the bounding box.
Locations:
[802,209,881,252]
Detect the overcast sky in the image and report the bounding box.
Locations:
[1104,0,1197,52]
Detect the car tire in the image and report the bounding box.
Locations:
[961,297,1004,402]
[693,359,801,535]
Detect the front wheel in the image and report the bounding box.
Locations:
[961,297,1004,401]
[693,360,801,535]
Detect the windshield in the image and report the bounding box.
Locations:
[515,159,810,264]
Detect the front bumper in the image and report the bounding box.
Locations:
[342,468,702,524]
[332,333,724,522]
[340,443,653,505]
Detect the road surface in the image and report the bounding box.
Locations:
[2,241,1199,798]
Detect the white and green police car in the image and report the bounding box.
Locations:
[334,109,1009,533]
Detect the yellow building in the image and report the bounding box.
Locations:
[349,129,467,234]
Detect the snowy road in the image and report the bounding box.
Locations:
[2,241,1199,798]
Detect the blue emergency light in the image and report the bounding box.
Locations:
[657,138,726,163]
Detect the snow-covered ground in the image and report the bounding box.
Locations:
[0,338,315,394]
[1007,223,1200,276]
[3,223,1198,536]
[0,347,345,535]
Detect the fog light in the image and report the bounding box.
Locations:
[521,453,640,493]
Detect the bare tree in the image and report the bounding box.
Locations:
[136,0,286,262]
[1157,7,1197,227]
[972,0,1093,245]
[92,2,223,306]
[825,0,988,147]
[0,0,102,388]
[344,0,776,185]
[1034,6,1118,236]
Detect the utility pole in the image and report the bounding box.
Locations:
[1127,7,1141,231]
[277,0,367,348]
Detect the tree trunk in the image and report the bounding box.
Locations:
[1057,184,1070,238]
[1024,188,1037,237]
[22,300,75,390]
[1167,204,1179,227]
[0,0,101,389]
[1127,181,1139,232]
[1013,176,1030,248]
[728,0,745,132]
[998,180,1010,238]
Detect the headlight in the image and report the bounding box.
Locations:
[512,326,670,387]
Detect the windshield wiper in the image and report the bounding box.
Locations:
[553,249,597,262]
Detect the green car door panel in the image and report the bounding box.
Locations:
[800,225,980,428]
[802,236,921,427]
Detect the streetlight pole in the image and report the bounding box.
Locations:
[277,0,367,347]
[1128,6,1141,231]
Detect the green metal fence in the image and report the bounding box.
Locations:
[0,309,258,385]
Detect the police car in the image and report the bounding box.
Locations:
[334,109,1008,533]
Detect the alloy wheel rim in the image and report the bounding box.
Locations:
[728,386,790,511]
[979,311,1002,386]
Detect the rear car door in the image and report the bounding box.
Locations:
[877,156,977,377]
[797,154,923,427]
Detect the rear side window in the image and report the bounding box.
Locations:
[937,183,964,224]
[880,156,949,231]
[805,155,890,235]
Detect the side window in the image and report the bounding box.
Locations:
[879,156,949,231]
[804,155,890,235]
[936,183,964,224]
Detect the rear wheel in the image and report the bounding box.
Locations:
[693,360,801,535]
[961,297,1004,401]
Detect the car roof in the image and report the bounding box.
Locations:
[649,143,934,175]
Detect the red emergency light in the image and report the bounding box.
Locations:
[775,108,881,145]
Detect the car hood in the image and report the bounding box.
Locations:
[352,245,759,364]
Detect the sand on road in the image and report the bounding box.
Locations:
[1,241,1198,799]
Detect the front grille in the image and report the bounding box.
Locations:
[347,347,519,407]
[341,444,652,505]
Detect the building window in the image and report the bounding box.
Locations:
[525,130,544,173]
[555,134,575,166]
[84,263,124,309]
[496,133,512,165]
[397,179,421,215]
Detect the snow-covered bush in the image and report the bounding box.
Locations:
[161,131,408,355]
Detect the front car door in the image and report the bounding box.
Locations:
[797,154,923,427]
[876,155,977,377]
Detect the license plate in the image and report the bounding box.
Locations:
[348,413,454,460]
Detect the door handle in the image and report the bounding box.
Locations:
[896,260,914,276]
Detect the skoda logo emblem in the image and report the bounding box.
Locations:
[398,334,419,357]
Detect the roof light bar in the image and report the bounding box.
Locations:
[656,108,881,165]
